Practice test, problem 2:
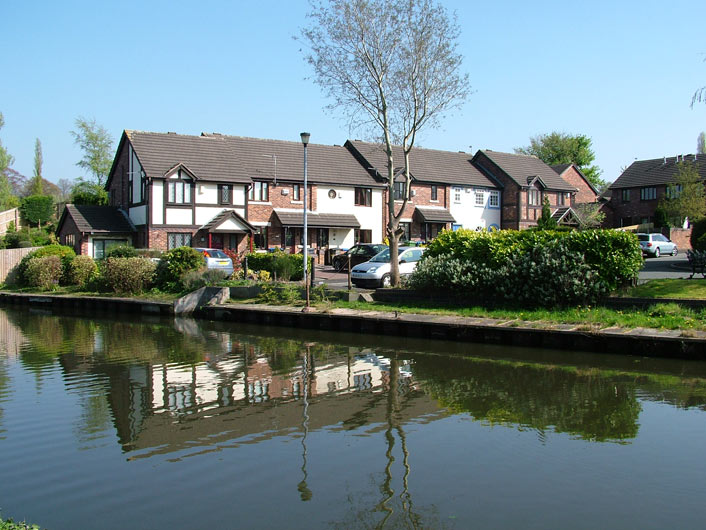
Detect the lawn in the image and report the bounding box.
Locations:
[623,279,706,299]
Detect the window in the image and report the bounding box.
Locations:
[355,187,372,206]
[249,181,269,202]
[282,227,296,247]
[168,233,192,250]
[528,188,541,206]
[167,178,192,204]
[489,190,500,208]
[557,192,565,206]
[355,229,372,243]
[253,227,268,249]
[317,228,329,247]
[453,188,462,203]
[621,189,631,202]
[293,184,301,201]
[640,187,657,201]
[219,185,232,205]
[431,185,438,201]
[666,184,682,199]
[474,190,484,207]
[129,145,145,205]
[94,239,128,259]
[63,234,75,247]
[400,222,411,242]
[393,181,406,200]
[620,216,633,227]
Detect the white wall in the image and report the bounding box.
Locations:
[152,181,164,224]
[196,183,218,204]
[449,187,501,231]
[316,186,384,245]
[165,208,193,225]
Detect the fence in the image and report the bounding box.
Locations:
[0,247,40,284]
[0,208,20,235]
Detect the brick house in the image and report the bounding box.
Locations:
[57,204,136,257]
[607,154,706,228]
[550,164,599,204]
[345,140,502,241]
[471,150,580,229]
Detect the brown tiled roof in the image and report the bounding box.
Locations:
[550,163,572,175]
[213,134,382,188]
[415,206,455,223]
[273,209,360,228]
[478,150,576,192]
[346,140,499,188]
[609,154,706,189]
[126,131,251,183]
[63,205,135,233]
[200,209,255,233]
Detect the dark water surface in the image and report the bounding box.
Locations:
[1,307,706,529]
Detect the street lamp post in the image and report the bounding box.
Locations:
[300,132,311,311]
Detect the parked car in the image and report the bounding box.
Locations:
[351,246,426,288]
[193,248,234,276]
[637,233,678,258]
[332,243,388,272]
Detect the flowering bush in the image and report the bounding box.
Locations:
[25,255,63,290]
[103,257,156,294]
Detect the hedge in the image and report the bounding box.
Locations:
[243,250,312,281]
[15,244,76,286]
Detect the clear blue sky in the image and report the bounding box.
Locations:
[1,0,705,186]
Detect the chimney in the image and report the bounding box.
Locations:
[663,156,666,165]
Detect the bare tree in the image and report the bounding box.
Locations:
[301,0,470,285]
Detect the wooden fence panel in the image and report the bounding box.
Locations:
[0,247,40,284]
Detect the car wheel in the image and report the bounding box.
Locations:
[672,246,678,256]
[380,273,391,288]
[654,247,660,258]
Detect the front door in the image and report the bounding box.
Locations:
[210,233,224,249]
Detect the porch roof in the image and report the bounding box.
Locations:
[415,206,456,223]
[60,205,136,234]
[273,209,361,228]
[200,209,255,233]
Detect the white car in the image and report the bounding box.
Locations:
[351,246,426,288]
[193,248,235,276]
[636,233,678,258]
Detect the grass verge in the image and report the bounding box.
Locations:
[622,279,706,299]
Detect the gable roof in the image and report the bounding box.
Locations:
[211,134,381,188]
[475,150,576,192]
[551,163,599,195]
[609,154,706,189]
[200,209,255,233]
[60,205,135,234]
[126,131,251,184]
[346,140,499,188]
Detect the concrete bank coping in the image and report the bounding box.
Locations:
[204,302,706,360]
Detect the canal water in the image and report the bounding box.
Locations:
[1,307,706,529]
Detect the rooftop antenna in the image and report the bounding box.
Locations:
[262,154,277,185]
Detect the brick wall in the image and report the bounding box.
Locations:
[108,140,130,208]
[560,166,597,204]
[668,227,692,251]
[608,186,665,227]
[380,183,452,240]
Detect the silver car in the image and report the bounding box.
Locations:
[637,233,678,258]
[193,248,234,275]
[351,246,426,288]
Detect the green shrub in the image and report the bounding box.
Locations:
[25,255,63,290]
[103,257,156,294]
[181,269,229,291]
[257,283,302,305]
[68,255,98,288]
[16,244,76,286]
[19,195,53,225]
[691,218,706,251]
[105,245,137,259]
[155,246,205,291]
[424,228,641,292]
[243,250,310,281]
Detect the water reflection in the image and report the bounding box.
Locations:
[3,307,706,528]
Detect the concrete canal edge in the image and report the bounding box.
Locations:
[1,290,706,360]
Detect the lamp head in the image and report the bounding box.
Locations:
[300,132,310,146]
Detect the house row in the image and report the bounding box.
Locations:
[606,154,706,228]
[57,130,599,259]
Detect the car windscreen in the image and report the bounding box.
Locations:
[370,249,391,262]
[637,235,649,241]
[204,250,228,258]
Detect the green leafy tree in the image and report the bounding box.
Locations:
[658,161,706,226]
[301,0,470,286]
[19,194,54,226]
[70,181,108,205]
[70,117,114,187]
[0,112,13,177]
[30,138,43,195]
[574,202,606,229]
[536,197,557,230]
[515,131,607,191]
[0,112,19,211]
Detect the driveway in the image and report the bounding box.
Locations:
[638,252,694,281]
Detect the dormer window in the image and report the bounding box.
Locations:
[528,188,541,206]
[167,172,192,204]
